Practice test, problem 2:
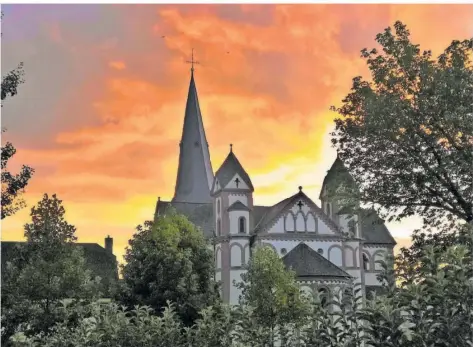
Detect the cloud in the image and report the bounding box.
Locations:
[1,4,472,263]
[109,61,126,70]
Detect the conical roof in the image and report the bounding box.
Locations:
[319,155,357,200]
[214,148,254,192]
[172,70,214,203]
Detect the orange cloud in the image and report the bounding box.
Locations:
[108,61,126,70]
[2,4,472,264]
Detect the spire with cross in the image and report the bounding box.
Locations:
[186,48,200,73]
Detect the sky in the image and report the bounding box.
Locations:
[2,4,472,263]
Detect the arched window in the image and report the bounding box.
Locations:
[318,287,329,308]
[239,217,246,234]
[217,219,222,236]
[326,202,332,217]
[362,253,370,271]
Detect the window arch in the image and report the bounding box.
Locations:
[217,219,222,236]
[326,202,332,217]
[362,253,370,271]
[238,217,246,234]
[318,287,329,308]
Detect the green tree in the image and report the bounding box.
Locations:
[1,194,100,345]
[331,21,473,230]
[118,211,219,326]
[9,303,187,347]
[236,246,309,346]
[1,13,34,219]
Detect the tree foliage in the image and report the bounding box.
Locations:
[1,194,100,345]
[236,246,310,346]
[1,62,25,103]
[11,226,473,346]
[118,211,219,326]
[331,21,473,230]
[1,12,34,219]
[1,135,35,219]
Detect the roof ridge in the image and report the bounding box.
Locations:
[161,200,212,206]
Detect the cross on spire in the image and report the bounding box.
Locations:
[186,48,200,72]
[297,200,304,210]
[234,177,240,188]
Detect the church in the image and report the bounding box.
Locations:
[155,67,396,305]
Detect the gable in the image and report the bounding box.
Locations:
[214,151,254,191]
[225,173,249,190]
[255,192,341,235]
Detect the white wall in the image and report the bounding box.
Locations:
[229,211,250,234]
[363,246,391,271]
[268,218,284,233]
[259,239,344,267]
[228,194,248,206]
[344,241,360,268]
[230,270,245,304]
[317,219,334,234]
[229,239,249,267]
[364,272,382,286]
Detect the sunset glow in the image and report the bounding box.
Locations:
[2,4,472,263]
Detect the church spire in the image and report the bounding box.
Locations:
[172,66,214,204]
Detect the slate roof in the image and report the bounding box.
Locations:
[1,241,118,294]
[227,201,251,212]
[320,156,357,200]
[155,200,215,238]
[213,150,254,192]
[282,243,351,279]
[173,70,214,204]
[360,209,397,245]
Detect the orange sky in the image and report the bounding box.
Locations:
[2,4,472,263]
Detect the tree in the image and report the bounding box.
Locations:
[10,227,473,346]
[1,13,34,219]
[236,246,310,346]
[118,211,219,326]
[1,62,25,102]
[331,21,473,230]
[1,194,99,345]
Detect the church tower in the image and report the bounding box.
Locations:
[320,155,366,297]
[172,67,214,204]
[212,145,254,304]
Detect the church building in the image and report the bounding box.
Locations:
[155,67,396,305]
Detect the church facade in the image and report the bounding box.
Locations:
[155,69,396,305]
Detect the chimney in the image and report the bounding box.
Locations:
[105,235,113,254]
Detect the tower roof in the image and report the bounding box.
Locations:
[172,70,214,204]
[319,155,357,200]
[213,146,254,192]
